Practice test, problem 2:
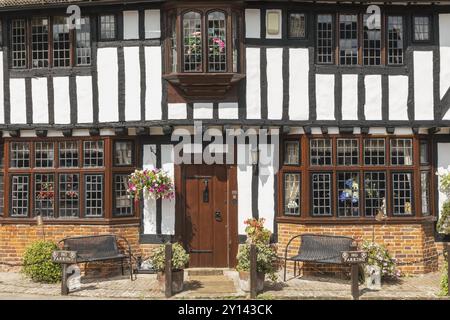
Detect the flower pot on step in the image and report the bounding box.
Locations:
[156,270,184,294]
[238,271,265,293]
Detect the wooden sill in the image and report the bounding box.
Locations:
[276,215,437,225]
[163,72,245,99]
[0,217,140,226]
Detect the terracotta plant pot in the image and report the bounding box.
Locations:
[238,271,265,293]
[156,270,184,294]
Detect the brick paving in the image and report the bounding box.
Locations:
[0,270,447,300]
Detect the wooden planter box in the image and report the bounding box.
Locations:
[156,270,184,294]
[238,271,265,293]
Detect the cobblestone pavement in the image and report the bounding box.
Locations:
[0,271,447,300]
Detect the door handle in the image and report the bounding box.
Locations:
[214,210,222,222]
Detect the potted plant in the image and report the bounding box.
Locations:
[150,242,189,294]
[236,218,279,293]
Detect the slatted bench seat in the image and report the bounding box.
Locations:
[58,234,134,280]
[283,234,355,281]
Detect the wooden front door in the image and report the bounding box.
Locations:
[183,165,237,268]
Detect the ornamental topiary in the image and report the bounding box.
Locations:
[22,240,61,283]
[150,242,189,272]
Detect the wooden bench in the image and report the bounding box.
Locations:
[59,234,134,280]
[283,234,355,281]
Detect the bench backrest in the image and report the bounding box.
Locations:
[298,234,354,262]
[62,235,119,260]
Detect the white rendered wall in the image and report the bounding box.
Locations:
[10,78,27,124]
[364,75,382,120]
[246,48,261,119]
[53,77,71,124]
[161,144,175,235]
[32,77,48,123]
[237,144,253,235]
[341,74,358,120]
[145,46,162,120]
[124,46,141,121]
[316,74,335,120]
[389,75,409,120]
[289,48,309,120]
[267,48,283,120]
[97,48,119,122]
[76,76,93,123]
[414,51,434,120]
[123,11,139,40]
[440,14,450,99]
[245,9,261,38]
[145,10,161,39]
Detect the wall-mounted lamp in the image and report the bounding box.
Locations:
[251,147,259,176]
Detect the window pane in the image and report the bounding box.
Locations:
[310,139,332,166]
[59,141,79,167]
[337,139,359,165]
[289,13,306,38]
[85,174,104,217]
[0,175,4,216]
[232,12,239,73]
[364,139,385,165]
[183,11,202,72]
[114,141,133,166]
[363,14,381,66]
[0,20,2,46]
[387,16,404,65]
[10,142,30,168]
[35,174,55,218]
[316,14,333,64]
[31,17,49,68]
[208,11,226,72]
[35,142,54,168]
[53,16,70,67]
[284,141,300,165]
[100,14,116,40]
[392,173,413,215]
[84,141,104,167]
[312,173,332,216]
[169,12,177,73]
[420,140,429,165]
[421,172,430,216]
[114,175,133,217]
[364,172,386,217]
[390,139,413,165]
[0,142,4,169]
[11,175,29,217]
[339,14,358,65]
[11,19,27,68]
[76,17,91,66]
[338,172,359,217]
[59,174,79,218]
[414,16,430,41]
[284,173,300,216]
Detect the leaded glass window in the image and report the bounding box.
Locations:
[364,172,386,217]
[59,141,79,168]
[337,139,359,166]
[390,139,413,166]
[10,142,30,168]
[414,16,430,41]
[35,174,55,218]
[284,141,300,165]
[114,141,133,166]
[11,19,27,68]
[53,16,70,67]
[114,174,133,217]
[208,11,226,72]
[76,17,91,66]
[289,13,306,39]
[35,142,54,168]
[84,141,104,167]
[11,175,29,217]
[183,11,202,72]
[310,139,332,166]
[339,14,358,65]
[85,174,104,217]
[312,173,332,216]
[363,14,381,66]
[100,14,116,40]
[59,174,79,218]
[392,173,413,215]
[387,16,404,65]
[421,172,430,216]
[364,139,385,166]
[284,173,300,216]
[31,17,49,68]
[316,14,333,64]
[337,172,360,217]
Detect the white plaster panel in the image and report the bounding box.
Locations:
[414,51,434,120]
[76,76,93,123]
[123,11,139,40]
[237,144,253,235]
[145,46,162,120]
[245,9,261,38]
[316,74,335,120]
[246,48,261,119]
[341,74,358,120]
[168,103,187,119]
[438,143,450,219]
[218,102,238,119]
[124,46,141,121]
[97,48,119,122]
[258,142,278,233]
[289,48,309,120]
[32,77,48,124]
[145,9,161,39]
[0,51,4,124]
[193,103,213,119]
[440,14,450,99]
[364,75,382,120]
[444,109,450,120]
[53,77,71,124]
[161,144,175,235]
[143,144,157,234]
[267,48,283,119]
[10,78,27,124]
[388,75,409,121]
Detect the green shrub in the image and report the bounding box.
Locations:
[150,242,189,272]
[437,201,450,235]
[236,243,279,282]
[441,259,448,296]
[22,241,61,283]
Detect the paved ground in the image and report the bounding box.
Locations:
[0,270,446,300]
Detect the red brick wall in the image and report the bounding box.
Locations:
[278,222,440,276]
[0,223,159,275]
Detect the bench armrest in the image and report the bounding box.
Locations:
[284,234,303,261]
[116,235,133,259]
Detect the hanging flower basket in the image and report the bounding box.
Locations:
[127,169,175,203]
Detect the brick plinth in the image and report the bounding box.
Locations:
[278,222,440,276]
[0,224,159,276]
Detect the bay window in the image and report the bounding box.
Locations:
[279,135,433,220]
[1,137,137,222]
